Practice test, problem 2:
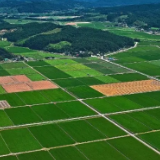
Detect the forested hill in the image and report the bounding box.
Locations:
[96,3,160,29]
[3,22,134,56]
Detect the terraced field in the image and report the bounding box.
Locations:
[0,56,160,160]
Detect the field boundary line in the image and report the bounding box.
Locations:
[105,105,160,116]
[0,134,129,158]
[1,105,160,131]
[0,115,100,131]
[136,129,160,136]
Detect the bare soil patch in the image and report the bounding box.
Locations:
[12,75,31,83]
[27,81,58,90]
[3,83,32,93]
[0,75,58,93]
[0,76,15,84]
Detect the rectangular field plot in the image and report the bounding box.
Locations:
[76,77,104,85]
[125,91,160,107]
[59,120,106,142]
[45,59,77,66]
[6,46,34,54]
[56,64,90,71]
[63,70,90,78]
[53,78,84,88]
[67,86,104,99]
[1,128,42,153]
[32,103,69,121]
[29,124,75,148]
[0,136,10,156]
[110,73,149,82]
[6,68,37,75]
[113,45,160,63]
[41,89,75,102]
[34,66,71,79]
[0,69,10,76]
[50,146,87,160]
[78,141,128,160]
[91,80,160,96]
[5,107,42,125]
[108,136,160,160]
[0,110,13,127]
[85,61,130,74]
[0,156,18,160]
[26,73,46,81]
[17,91,50,105]
[0,62,27,70]
[73,58,90,63]
[125,62,160,76]
[0,86,6,94]
[86,117,126,137]
[110,108,160,133]
[84,96,142,114]
[27,61,50,67]
[56,101,96,118]
[139,131,160,151]
[95,75,119,83]
[18,151,54,160]
[0,93,25,107]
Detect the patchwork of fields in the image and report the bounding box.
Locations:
[0,56,160,160]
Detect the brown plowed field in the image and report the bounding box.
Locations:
[91,80,160,96]
[0,76,15,84]
[12,75,31,83]
[3,83,32,93]
[27,81,58,90]
[0,75,58,93]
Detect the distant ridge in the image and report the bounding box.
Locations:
[0,0,160,13]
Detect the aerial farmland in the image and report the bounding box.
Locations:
[1,0,160,159]
[0,52,160,159]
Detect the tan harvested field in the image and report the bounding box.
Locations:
[91,80,160,96]
[0,75,58,93]
[0,100,10,109]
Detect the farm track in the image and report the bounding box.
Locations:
[1,105,160,131]
[0,134,130,158]
[25,61,160,155]
[106,42,138,56]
